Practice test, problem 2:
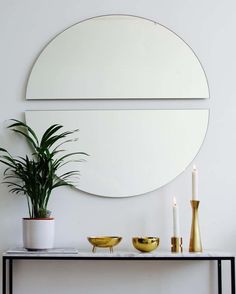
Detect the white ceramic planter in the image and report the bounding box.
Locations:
[22,218,55,250]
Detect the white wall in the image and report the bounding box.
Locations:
[0,0,235,293]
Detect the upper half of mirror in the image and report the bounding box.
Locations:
[26,15,209,100]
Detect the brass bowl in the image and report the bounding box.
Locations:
[87,236,122,253]
[132,237,160,252]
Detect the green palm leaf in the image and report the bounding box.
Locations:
[9,119,39,145]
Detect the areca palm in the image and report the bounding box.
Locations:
[0,120,88,218]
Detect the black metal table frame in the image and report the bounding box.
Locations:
[2,255,235,294]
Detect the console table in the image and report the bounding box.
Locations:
[2,250,235,294]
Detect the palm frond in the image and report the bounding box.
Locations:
[8,119,39,145]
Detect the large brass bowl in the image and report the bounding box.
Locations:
[132,237,160,252]
[88,236,122,253]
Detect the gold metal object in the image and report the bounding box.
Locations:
[87,236,122,253]
[132,237,160,252]
[171,237,183,253]
[189,200,202,252]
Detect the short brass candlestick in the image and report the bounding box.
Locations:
[171,237,183,253]
[189,200,202,252]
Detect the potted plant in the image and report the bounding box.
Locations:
[0,119,88,250]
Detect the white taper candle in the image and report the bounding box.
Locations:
[192,165,198,200]
[173,197,180,237]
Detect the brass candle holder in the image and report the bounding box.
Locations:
[171,237,183,253]
[189,200,202,252]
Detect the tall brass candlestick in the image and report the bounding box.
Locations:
[189,200,202,252]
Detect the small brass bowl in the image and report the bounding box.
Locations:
[132,237,160,252]
[88,236,122,253]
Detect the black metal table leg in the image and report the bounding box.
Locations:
[9,259,13,294]
[2,256,6,294]
[218,259,222,294]
[231,257,235,294]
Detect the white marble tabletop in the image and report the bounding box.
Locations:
[3,248,235,258]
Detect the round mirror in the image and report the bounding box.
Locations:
[25,15,209,197]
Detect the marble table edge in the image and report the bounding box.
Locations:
[2,249,236,258]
